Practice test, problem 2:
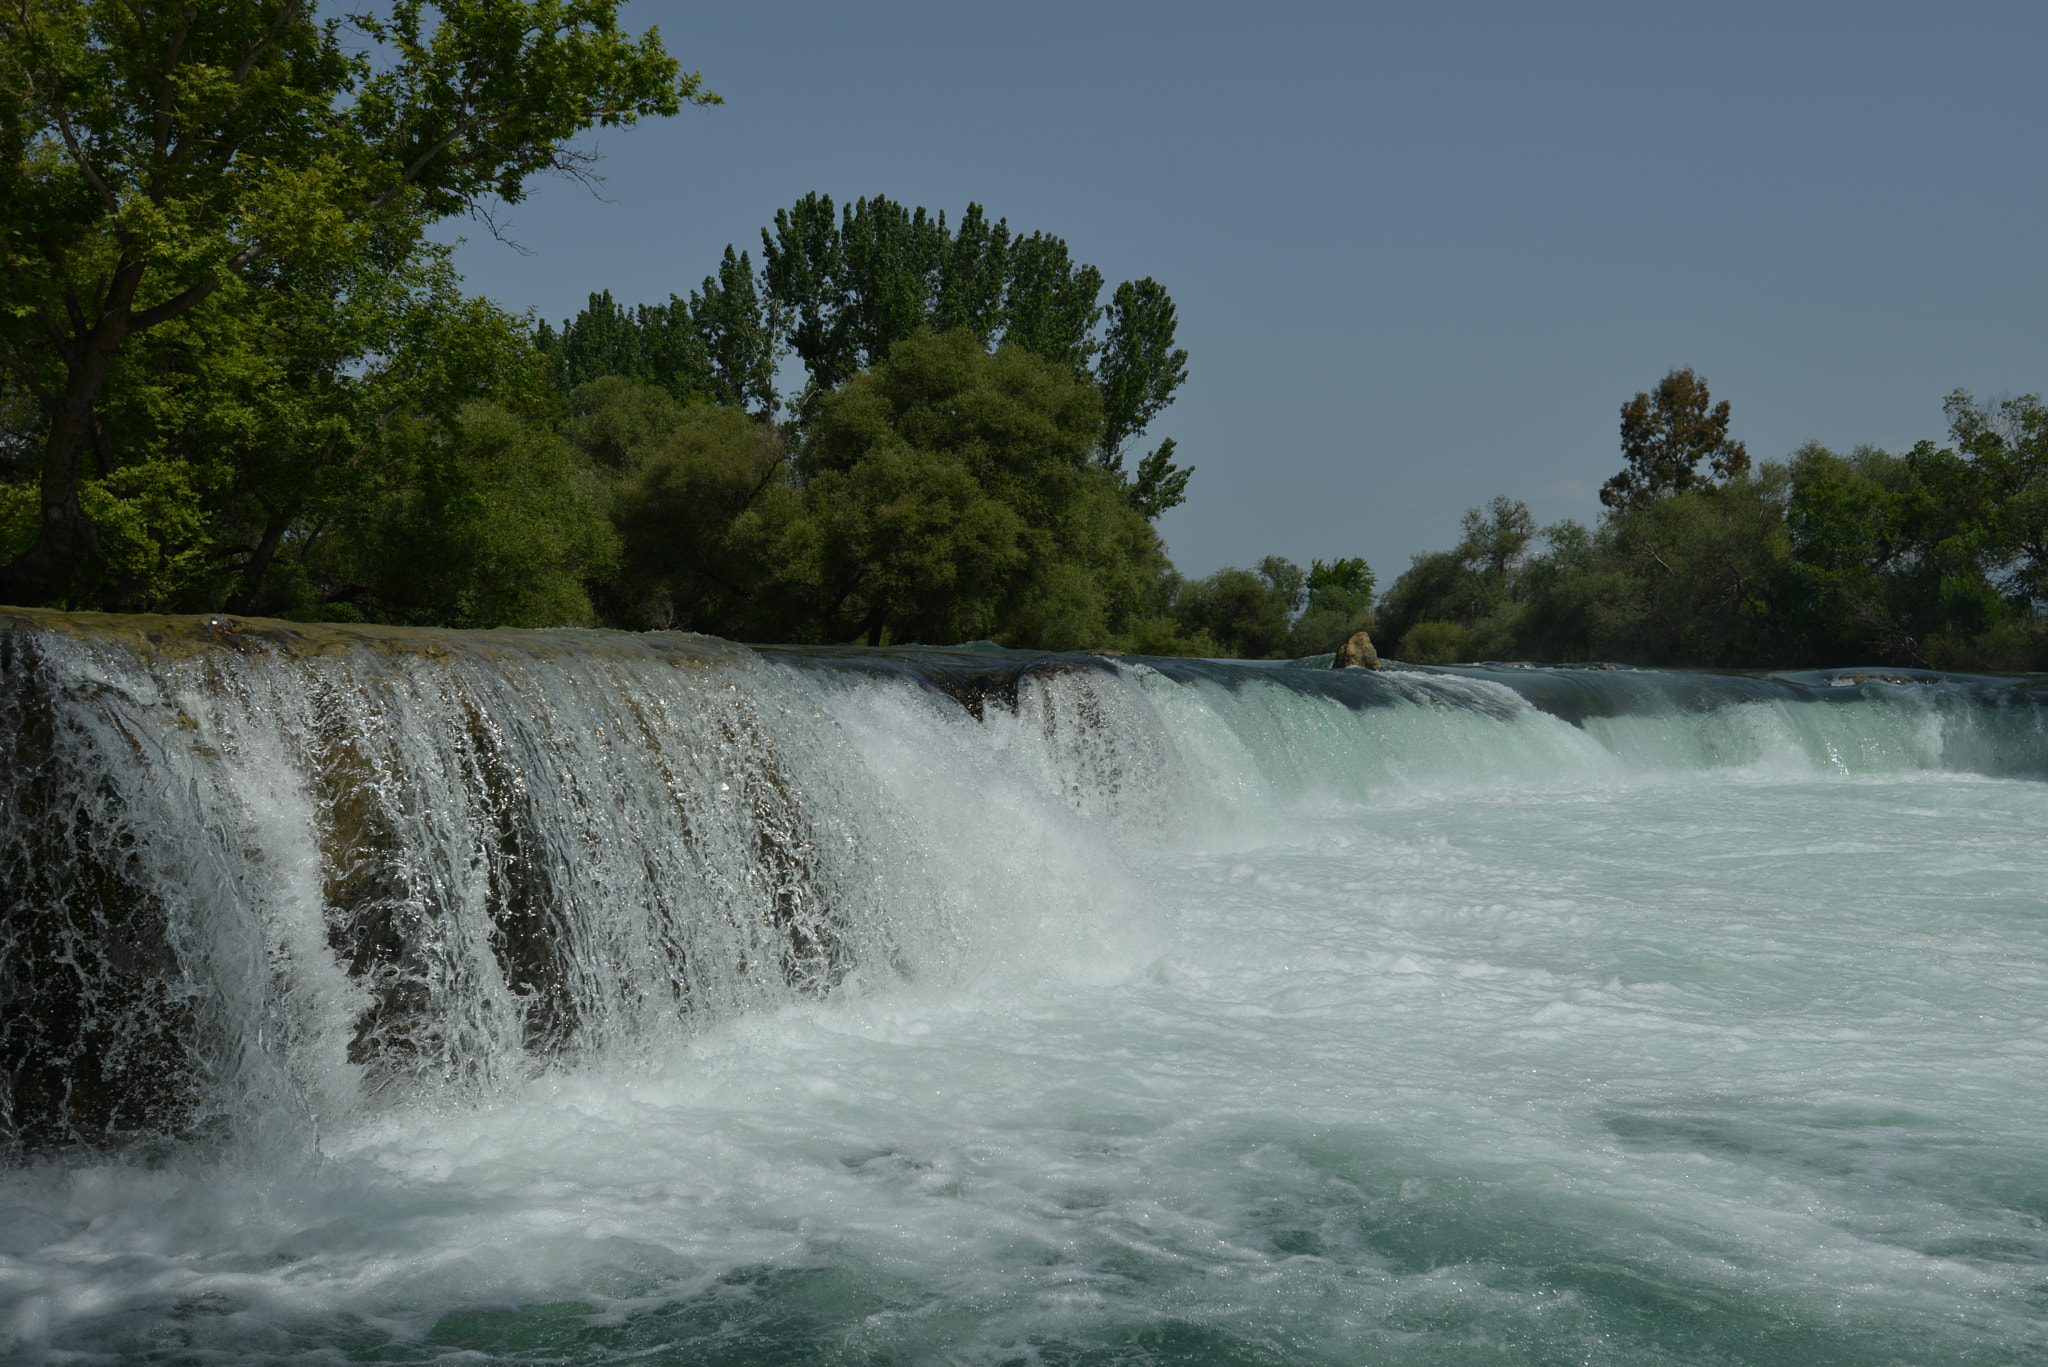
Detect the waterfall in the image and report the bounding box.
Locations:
[3,608,2044,1157]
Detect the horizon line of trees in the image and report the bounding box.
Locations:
[1364,370,2048,674]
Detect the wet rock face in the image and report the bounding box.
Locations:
[0,609,879,1155]
[918,659,1113,720]
[0,631,218,1154]
[754,646,1122,722]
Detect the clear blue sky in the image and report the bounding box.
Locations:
[441,1,2048,582]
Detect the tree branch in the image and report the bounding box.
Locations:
[232,0,303,82]
[49,102,120,212]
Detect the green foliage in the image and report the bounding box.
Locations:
[558,193,1196,521]
[560,376,693,472]
[77,463,226,611]
[538,291,671,394]
[0,0,710,602]
[1398,621,1474,665]
[1097,280,1190,465]
[1288,556,1378,657]
[318,402,616,628]
[1000,232,1104,378]
[1775,392,2048,669]
[1116,613,1221,658]
[1127,438,1194,520]
[604,403,795,633]
[1170,557,1302,659]
[782,330,1165,648]
[537,247,779,414]
[1555,474,1795,665]
[1150,553,1383,660]
[562,328,1174,649]
[1379,384,2048,670]
[1376,497,1535,657]
[1785,442,1937,662]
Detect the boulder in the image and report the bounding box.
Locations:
[1333,630,1381,670]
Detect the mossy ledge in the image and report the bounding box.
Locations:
[0,606,757,669]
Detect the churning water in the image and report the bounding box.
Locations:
[2,611,2046,1365]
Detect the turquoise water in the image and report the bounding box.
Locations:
[1,636,2045,1364]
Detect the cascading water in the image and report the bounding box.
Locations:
[2,607,2045,1364]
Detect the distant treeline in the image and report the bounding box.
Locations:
[4,178,2038,665]
[9,3,2037,669]
[1373,371,2048,672]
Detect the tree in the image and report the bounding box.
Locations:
[1096,279,1187,462]
[324,400,617,628]
[1459,496,1536,581]
[1126,437,1193,519]
[220,251,564,615]
[757,197,1188,494]
[784,329,1167,648]
[0,0,712,605]
[1000,230,1102,378]
[605,403,795,633]
[538,290,654,392]
[689,246,780,415]
[1937,390,2048,614]
[1599,367,1749,510]
[759,199,1111,391]
[932,203,1011,340]
[1786,443,1942,664]
[1287,556,1378,657]
[1095,278,1193,517]
[1170,558,1303,658]
[1375,497,1535,655]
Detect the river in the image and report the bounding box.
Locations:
[1,613,2044,1364]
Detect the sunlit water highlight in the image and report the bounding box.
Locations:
[2,628,2045,1365]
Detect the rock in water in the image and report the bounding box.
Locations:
[1333,630,1381,670]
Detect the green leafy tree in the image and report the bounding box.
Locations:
[0,370,43,484]
[1000,230,1103,378]
[539,290,652,391]
[1934,390,2048,614]
[932,203,1012,339]
[1599,367,1750,510]
[559,375,692,472]
[321,400,616,628]
[1376,497,1535,656]
[783,329,1166,648]
[1171,557,1303,658]
[605,403,795,633]
[1095,278,1192,517]
[223,249,574,616]
[537,269,781,412]
[1573,474,1795,665]
[836,197,951,377]
[689,246,780,415]
[1288,556,1378,657]
[0,0,711,604]
[758,192,851,391]
[758,197,1185,474]
[1785,443,1939,663]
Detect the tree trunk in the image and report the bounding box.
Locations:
[226,436,337,614]
[0,263,142,608]
[0,360,120,607]
[225,495,307,615]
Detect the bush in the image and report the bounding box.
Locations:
[1398,621,1474,665]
